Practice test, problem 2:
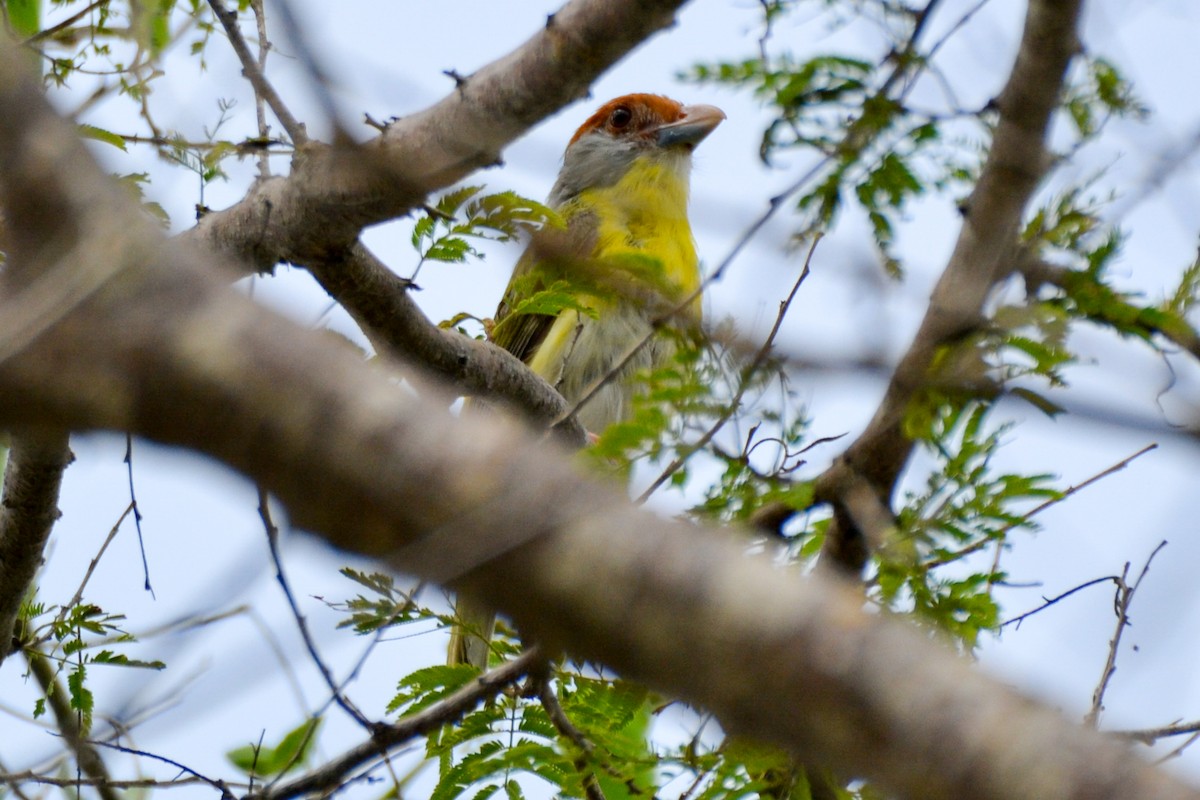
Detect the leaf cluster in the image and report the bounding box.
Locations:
[882,403,1060,649]
[412,186,562,276]
[19,597,165,731]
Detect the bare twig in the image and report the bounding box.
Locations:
[1001,576,1117,630]
[86,738,236,800]
[51,501,134,630]
[249,0,273,178]
[22,0,108,45]
[1118,720,1200,747]
[1085,540,1169,728]
[123,433,154,597]
[635,236,818,504]
[1157,732,1200,766]
[0,771,219,792]
[259,487,373,730]
[206,0,307,145]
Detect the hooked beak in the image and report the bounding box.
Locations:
[654,104,726,150]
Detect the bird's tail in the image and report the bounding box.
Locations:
[447,595,496,669]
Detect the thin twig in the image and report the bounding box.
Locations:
[123,434,155,597]
[250,0,273,178]
[253,648,544,800]
[926,443,1159,570]
[1000,576,1117,630]
[1155,731,1200,765]
[53,502,134,629]
[258,487,373,730]
[636,235,819,503]
[23,0,108,44]
[85,738,235,800]
[1085,540,1168,728]
[0,772,220,791]
[206,0,307,144]
[1116,719,1200,747]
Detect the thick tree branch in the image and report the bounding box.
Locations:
[307,245,585,440]
[0,33,1197,800]
[182,0,692,271]
[0,431,71,665]
[813,0,1084,572]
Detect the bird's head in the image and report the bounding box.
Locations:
[548,94,725,206]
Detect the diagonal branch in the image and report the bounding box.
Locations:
[207,0,307,145]
[307,244,585,441]
[814,0,1084,572]
[182,0,695,272]
[253,648,544,800]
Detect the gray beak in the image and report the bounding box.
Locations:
[654,104,726,150]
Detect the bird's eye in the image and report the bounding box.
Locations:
[609,106,632,129]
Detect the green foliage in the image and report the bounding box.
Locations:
[334,567,431,633]
[420,674,659,800]
[227,718,322,777]
[1165,248,1200,316]
[412,186,562,276]
[682,12,942,277]
[19,597,165,732]
[1063,56,1148,138]
[78,123,128,151]
[7,0,42,38]
[117,171,171,225]
[881,403,1060,649]
[504,278,600,321]
[586,339,716,480]
[388,664,479,716]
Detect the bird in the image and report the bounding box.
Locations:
[448,93,725,669]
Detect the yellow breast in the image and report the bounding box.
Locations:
[564,155,701,311]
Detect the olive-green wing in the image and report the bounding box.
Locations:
[489,211,598,366]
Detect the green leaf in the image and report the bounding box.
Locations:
[7,0,40,38]
[507,285,598,320]
[227,718,322,776]
[388,664,479,716]
[1009,387,1065,418]
[67,665,93,732]
[78,124,128,151]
